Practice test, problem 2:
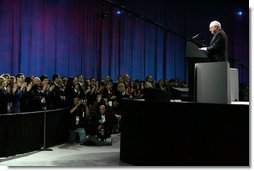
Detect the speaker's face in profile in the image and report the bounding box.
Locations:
[209,24,219,35]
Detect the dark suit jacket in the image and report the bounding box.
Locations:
[49,83,66,108]
[68,105,88,130]
[0,88,13,114]
[207,29,228,62]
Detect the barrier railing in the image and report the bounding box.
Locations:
[0,108,69,157]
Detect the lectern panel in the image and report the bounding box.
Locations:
[195,62,230,104]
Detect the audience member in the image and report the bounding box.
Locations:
[0,73,185,116]
[0,76,13,114]
[49,73,66,108]
[27,77,46,111]
[68,96,89,144]
[83,104,115,146]
[11,73,26,113]
[65,77,79,107]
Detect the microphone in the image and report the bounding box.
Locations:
[192,33,201,39]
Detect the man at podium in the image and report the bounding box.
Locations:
[199,20,228,62]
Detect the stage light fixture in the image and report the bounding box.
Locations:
[236,10,243,16]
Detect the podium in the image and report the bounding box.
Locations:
[230,68,239,102]
[195,62,239,104]
[185,41,208,101]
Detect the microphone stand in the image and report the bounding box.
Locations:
[40,97,53,151]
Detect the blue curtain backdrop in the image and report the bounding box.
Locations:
[0,0,249,83]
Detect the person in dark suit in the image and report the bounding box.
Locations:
[199,21,228,62]
[49,73,66,109]
[0,76,13,114]
[68,96,89,144]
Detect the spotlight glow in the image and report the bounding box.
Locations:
[116,10,122,15]
[236,10,243,16]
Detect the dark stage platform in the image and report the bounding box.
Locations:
[120,98,249,166]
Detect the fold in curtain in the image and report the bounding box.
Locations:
[0,0,248,84]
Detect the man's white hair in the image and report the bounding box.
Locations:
[210,20,221,29]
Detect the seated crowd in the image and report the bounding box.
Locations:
[0,73,186,145]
